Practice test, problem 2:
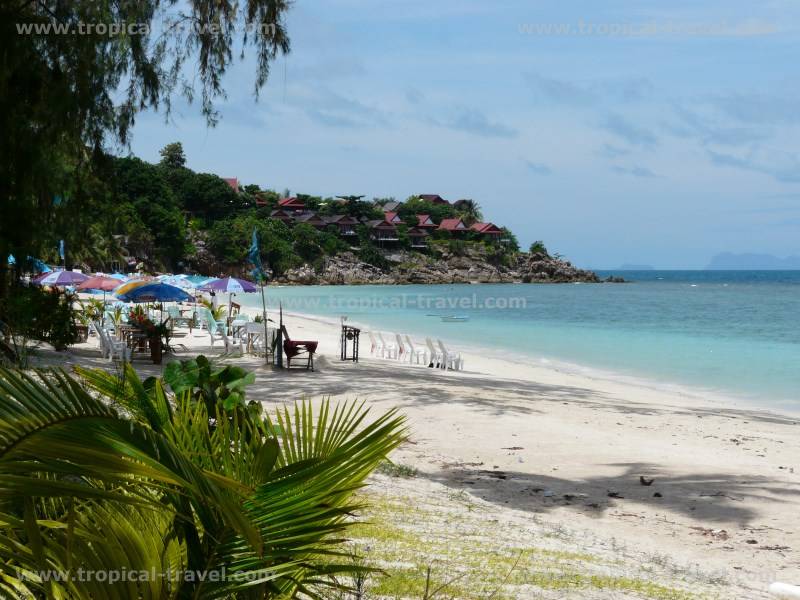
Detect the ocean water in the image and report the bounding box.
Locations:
[238,271,800,410]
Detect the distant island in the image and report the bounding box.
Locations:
[706,252,800,270]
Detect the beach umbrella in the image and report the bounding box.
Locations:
[76,276,126,322]
[111,278,156,297]
[200,276,258,321]
[183,274,217,287]
[77,276,121,292]
[115,282,194,304]
[157,275,198,291]
[109,273,128,280]
[199,276,257,294]
[8,255,52,273]
[33,270,89,287]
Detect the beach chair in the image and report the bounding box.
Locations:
[367,331,381,356]
[425,337,444,368]
[281,325,318,371]
[394,334,408,360]
[90,321,131,363]
[404,335,427,365]
[220,331,243,356]
[437,338,464,371]
[378,333,398,359]
[200,309,227,347]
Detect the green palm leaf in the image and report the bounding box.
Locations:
[0,363,406,599]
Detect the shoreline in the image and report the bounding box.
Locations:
[234,297,800,420]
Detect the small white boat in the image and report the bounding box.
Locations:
[441,315,469,322]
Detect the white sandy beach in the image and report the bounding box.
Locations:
[41,305,800,598]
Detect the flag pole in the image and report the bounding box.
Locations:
[276,302,284,369]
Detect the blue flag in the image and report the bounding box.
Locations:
[58,240,65,261]
[248,229,266,283]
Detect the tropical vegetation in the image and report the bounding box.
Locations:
[0,359,406,599]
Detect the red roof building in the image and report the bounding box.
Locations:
[416,214,437,229]
[419,194,449,205]
[470,222,503,241]
[269,209,294,224]
[367,219,399,245]
[222,177,239,193]
[278,197,306,211]
[293,212,327,229]
[407,227,430,248]
[324,214,360,237]
[384,211,403,224]
[438,217,469,233]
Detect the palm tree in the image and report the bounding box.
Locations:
[0,361,406,599]
[453,199,483,226]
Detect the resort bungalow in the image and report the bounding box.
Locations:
[438,217,470,235]
[278,196,306,212]
[324,214,359,237]
[367,218,399,246]
[407,227,430,249]
[269,209,294,225]
[383,211,403,225]
[470,222,503,243]
[416,214,437,229]
[222,177,240,193]
[381,200,403,212]
[419,194,450,205]
[293,212,327,230]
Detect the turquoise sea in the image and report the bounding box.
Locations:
[239,271,800,410]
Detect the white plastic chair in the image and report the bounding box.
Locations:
[220,331,243,356]
[91,321,131,363]
[425,337,444,368]
[437,338,464,371]
[404,335,427,365]
[367,331,381,356]
[378,333,398,359]
[394,334,407,360]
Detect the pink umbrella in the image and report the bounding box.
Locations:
[76,276,122,292]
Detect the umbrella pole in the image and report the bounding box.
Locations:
[260,285,268,364]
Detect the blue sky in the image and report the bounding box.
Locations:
[129,0,800,268]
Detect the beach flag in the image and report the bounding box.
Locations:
[58,239,65,261]
[248,228,266,283]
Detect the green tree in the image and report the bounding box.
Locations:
[399,198,457,223]
[529,240,549,255]
[0,361,405,598]
[453,198,483,225]
[113,157,187,268]
[158,142,187,169]
[179,173,245,222]
[0,0,291,297]
[292,223,323,262]
[500,227,520,252]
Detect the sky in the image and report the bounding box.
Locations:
[128,0,800,269]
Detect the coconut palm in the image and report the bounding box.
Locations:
[453,199,483,226]
[0,361,406,599]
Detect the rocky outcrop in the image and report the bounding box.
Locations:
[275,246,611,285]
[516,252,600,283]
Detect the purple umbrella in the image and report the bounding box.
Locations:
[33,270,89,287]
[199,277,257,293]
[199,277,257,321]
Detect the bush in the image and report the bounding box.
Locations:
[0,286,78,359]
[529,240,548,255]
[358,244,390,270]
